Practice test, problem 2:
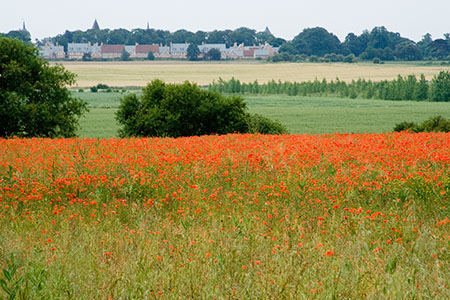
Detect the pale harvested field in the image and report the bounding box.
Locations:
[59,60,450,87]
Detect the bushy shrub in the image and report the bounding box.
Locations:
[394,116,450,132]
[246,114,287,134]
[97,83,109,89]
[430,71,450,101]
[116,80,287,137]
[393,121,417,132]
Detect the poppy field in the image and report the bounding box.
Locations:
[0,133,449,299]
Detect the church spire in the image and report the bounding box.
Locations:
[21,20,30,34]
[92,19,100,30]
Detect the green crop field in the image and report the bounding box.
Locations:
[75,91,450,138]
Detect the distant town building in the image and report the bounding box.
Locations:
[56,41,278,60]
[39,42,65,59]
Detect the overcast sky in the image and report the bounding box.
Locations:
[1,0,449,43]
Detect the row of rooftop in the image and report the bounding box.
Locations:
[40,42,280,60]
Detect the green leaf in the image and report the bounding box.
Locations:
[3,269,11,281]
[0,279,11,294]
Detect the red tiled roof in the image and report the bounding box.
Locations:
[243,49,255,57]
[101,44,125,53]
[136,44,159,53]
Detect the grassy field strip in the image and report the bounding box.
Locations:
[76,92,450,138]
[61,61,450,87]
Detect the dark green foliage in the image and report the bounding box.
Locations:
[0,37,88,138]
[373,57,381,64]
[394,42,423,61]
[204,48,221,61]
[430,71,450,102]
[4,30,31,43]
[343,54,357,63]
[247,114,287,134]
[270,53,294,62]
[96,83,110,90]
[82,52,92,61]
[394,116,450,132]
[187,44,200,61]
[120,48,130,61]
[290,27,343,57]
[116,80,286,137]
[393,121,417,132]
[147,51,155,60]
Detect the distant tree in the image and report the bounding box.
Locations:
[373,57,381,64]
[344,33,364,56]
[120,48,130,61]
[308,55,319,62]
[344,54,357,63]
[414,74,429,100]
[169,29,195,43]
[230,27,257,46]
[187,30,208,45]
[430,71,450,102]
[186,43,200,61]
[147,51,155,60]
[417,33,433,58]
[207,30,230,45]
[270,53,293,62]
[0,37,88,137]
[5,30,31,43]
[82,52,92,61]
[428,39,450,59]
[394,42,423,61]
[205,48,221,61]
[291,27,343,56]
[278,42,299,55]
[108,28,130,44]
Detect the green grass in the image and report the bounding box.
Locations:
[245,95,450,134]
[75,91,450,138]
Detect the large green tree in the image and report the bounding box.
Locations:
[116,80,286,137]
[186,43,200,61]
[290,27,343,56]
[0,37,88,137]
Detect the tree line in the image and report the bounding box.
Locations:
[277,27,450,61]
[208,71,450,102]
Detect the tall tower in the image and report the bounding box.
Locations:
[92,19,100,30]
[147,22,150,30]
[21,20,30,35]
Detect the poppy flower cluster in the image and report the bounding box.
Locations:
[0,133,448,298]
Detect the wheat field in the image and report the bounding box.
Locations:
[59,61,450,87]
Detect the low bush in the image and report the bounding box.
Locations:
[394,115,450,132]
